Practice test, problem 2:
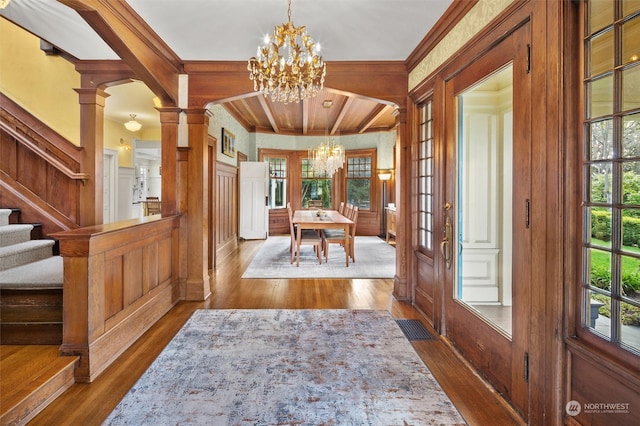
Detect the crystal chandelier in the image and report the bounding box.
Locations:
[309,137,345,177]
[247,0,326,104]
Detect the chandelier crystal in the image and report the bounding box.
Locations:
[309,136,345,177]
[247,0,326,104]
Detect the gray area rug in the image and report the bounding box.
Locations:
[104,309,466,425]
[242,236,395,279]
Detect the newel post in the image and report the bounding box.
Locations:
[183,108,211,300]
[74,87,108,227]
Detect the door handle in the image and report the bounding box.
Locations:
[440,210,452,269]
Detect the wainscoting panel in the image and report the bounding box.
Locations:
[216,162,238,262]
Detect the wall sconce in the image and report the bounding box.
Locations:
[120,138,131,151]
[378,170,393,181]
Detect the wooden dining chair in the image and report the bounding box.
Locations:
[287,203,323,266]
[307,199,323,209]
[343,203,353,219]
[323,206,358,262]
[145,197,161,215]
[338,201,345,214]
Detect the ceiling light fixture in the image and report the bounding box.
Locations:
[247,0,326,104]
[124,114,142,132]
[0,0,11,9]
[308,102,344,177]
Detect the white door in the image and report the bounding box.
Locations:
[239,161,269,239]
[103,148,118,224]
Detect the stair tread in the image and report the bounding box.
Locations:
[0,256,63,288]
[0,224,35,247]
[0,224,34,231]
[0,345,78,424]
[0,239,54,256]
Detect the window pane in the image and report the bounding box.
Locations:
[622,209,640,251]
[590,120,613,160]
[589,289,613,339]
[622,114,640,158]
[302,178,332,208]
[590,162,613,203]
[590,248,612,292]
[618,254,640,350]
[589,0,613,34]
[589,29,613,76]
[267,157,287,209]
[622,15,640,66]
[589,207,613,247]
[623,0,640,18]
[622,65,640,112]
[347,179,371,209]
[347,157,371,178]
[589,75,614,117]
[622,168,640,206]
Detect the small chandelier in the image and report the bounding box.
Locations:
[309,137,345,177]
[124,114,142,132]
[247,0,326,104]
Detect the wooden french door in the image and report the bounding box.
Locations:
[441,23,532,419]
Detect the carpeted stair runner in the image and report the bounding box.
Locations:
[0,209,62,281]
[0,208,63,345]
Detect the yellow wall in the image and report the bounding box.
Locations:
[104,118,161,168]
[0,19,81,145]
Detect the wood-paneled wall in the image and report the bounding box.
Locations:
[0,94,85,235]
[52,216,181,382]
[216,161,238,261]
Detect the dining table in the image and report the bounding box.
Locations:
[291,209,354,267]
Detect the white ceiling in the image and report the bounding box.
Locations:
[1,0,454,131]
[1,0,453,61]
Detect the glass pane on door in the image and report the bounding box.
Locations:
[456,64,514,337]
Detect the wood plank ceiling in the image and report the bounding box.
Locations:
[222,89,399,136]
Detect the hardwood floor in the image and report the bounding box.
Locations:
[25,239,524,425]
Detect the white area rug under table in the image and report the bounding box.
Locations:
[104,309,466,425]
[242,236,396,279]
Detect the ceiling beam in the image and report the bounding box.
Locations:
[60,0,183,106]
[331,97,354,135]
[358,104,393,134]
[257,95,279,134]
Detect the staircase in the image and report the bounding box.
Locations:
[0,208,64,345]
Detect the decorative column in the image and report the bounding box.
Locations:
[393,107,410,300]
[157,107,181,216]
[74,88,108,227]
[183,108,211,300]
